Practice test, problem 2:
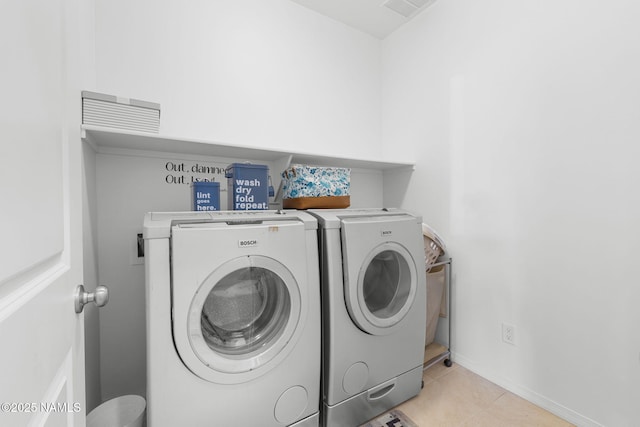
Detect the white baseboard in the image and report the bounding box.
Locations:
[451,351,603,427]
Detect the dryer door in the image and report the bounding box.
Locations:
[341,216,420,336]
[192,255,299,365]
[171,221,307,384]
[183,256,301,384]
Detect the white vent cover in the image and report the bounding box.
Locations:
[383,0,417,17]
[382,0,437,18]
[82,91,160,133]
[406,0,433,7]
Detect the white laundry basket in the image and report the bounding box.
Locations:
[87,395,146,427]
[422,223,446,272]
[422,223,447,347]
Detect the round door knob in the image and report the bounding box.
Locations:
[75,285,110,313]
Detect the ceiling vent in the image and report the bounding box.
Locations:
[382,0,436,18]
[406,0,433,7]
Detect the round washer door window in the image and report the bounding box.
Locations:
[350,242,417,335]
[188,256,301,376]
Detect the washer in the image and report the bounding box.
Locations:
[143,211,320,427]
[309,208,427,427]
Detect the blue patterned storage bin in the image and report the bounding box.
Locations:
[281,165,350,209]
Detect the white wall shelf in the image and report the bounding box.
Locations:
[81,125,414,171]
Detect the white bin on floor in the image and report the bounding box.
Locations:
[87,395,146,427]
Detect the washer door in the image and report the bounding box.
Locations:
[182,255,301,383]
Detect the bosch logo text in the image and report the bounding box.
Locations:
[239,239,258,248]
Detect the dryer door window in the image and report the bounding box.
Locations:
[352,242,417,333]
[362,249,411,319]
[187,255,301,376]
[200,266,290,355]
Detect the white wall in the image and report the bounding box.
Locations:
[93,0,382,160]
[91,0,387,402]
[89,1,640,424]
[382,1,640,425]
[82,142,101,413]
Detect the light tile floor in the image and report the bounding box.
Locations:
[395,363,575,426]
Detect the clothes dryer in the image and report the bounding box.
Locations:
[309,208,427,427]
[143,211,320,427]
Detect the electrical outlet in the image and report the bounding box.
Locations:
[502,323,515,345]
